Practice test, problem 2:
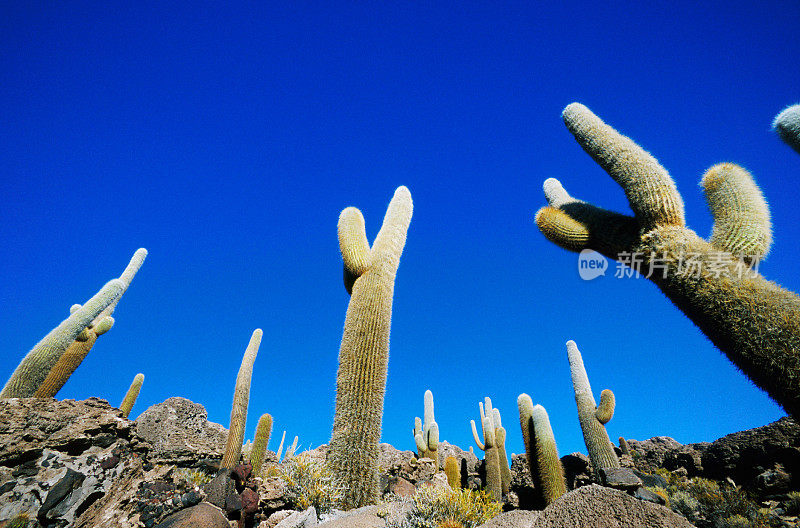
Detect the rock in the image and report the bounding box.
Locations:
[509,454,540,510]
[529,484,695,527]
[275,506,317,528]
[318,505,385,527]
[633,486,667,505]
[154,502,230,528]
[205,470,238,511]
[560,452,592,490]
[625,437,685,474]
[437,440,481,475]
[135,397,229,466]
[599,467,642,490]
[756,465,792,494]
[385,476,415,497]
[257,477,288,513]
[632,469,668,489]
[476,509,540,528]
[261,510,294,528]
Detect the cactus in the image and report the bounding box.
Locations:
[619,436,631,457]
[327,186,413,509]
[1,279,125,399]
[250,413,273,476]
[517,394,567,504]
[470,397,503,500]
[413,389,440,468]
[490,408,512,494]
[444,456,460,489]
[220,329,262,470]
[276,430,287,461]
[535,102,800,419]
[33,249,147,398]
[774,104,800,154]
[566,340,620,473]
[119,373,144,418]
[284,435,299,461]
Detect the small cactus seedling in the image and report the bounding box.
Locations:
[328,186,413,509]
[517,394,567,505]
[567,340,620,473]
[444,456,460,489]
[119,373,144,418]
[220,329,263,470]
[413,389,440,468]
[470,397,503,500]
[250,413,273,476]
[534,102,800,419]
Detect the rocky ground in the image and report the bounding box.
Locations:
[1,397,798,528]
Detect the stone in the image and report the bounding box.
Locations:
[261,510,294,528]
[559,452,592,490]
[153,502,230,528]
[135,397,229,466]
[599,467,642,490]
[633,486,667,505]
[632,469,668,489]
[318,505,385,527]
[275,506,317,528]
[476,509,540,528]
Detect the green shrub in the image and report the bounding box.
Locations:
[6,514,29,528]
[384,486,501,528]
[172,467,214,487]
[278,453,342,516]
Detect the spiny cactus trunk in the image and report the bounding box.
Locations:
[120,373,144,418]
[518,395,567,505]
[221,329,262,470]
[484,445,502,501]
[250,413,273,476]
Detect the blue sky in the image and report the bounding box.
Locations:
[2,2,799,460]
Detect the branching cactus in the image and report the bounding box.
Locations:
[34,249,148,398]
[517,394,567,505]
[413,389,440,468]
[534,102,800,419]
[250,413,273,476]
[774,104,800,154]
[1,279,125,399]
[567,340,620,473]
[328,186,413,509]
[221,329,263,470]
[470,397,503,500]
[119,373,144,418]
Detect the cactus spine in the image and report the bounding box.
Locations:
[413,389,440,468]
[470,397,503,500]
[774,104,800,154]
[567,340,620,473]
[444,456,460,489]
[1,279,125,399]
[328,186,413,509]
[250,413,273,476]
[517,394,567,505]
[119,373,144,418]
[220,329,262,470]
[534,103,800,419]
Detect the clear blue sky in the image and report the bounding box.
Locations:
[2,2,799,460]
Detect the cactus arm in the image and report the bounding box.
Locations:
[536,103,800,419]
[423,389,435,427]
[92,248,147,326]
[774,104,800,154]
[567,340,620,472]
[338,208,372,294]
[470,419,485,451]
[221,329,262,469]
[701,163,772,264]
[250,413,273,476]
[328,186,413,509]
[119,373,144,418]
[1,279,125,399]
[595,389,615,425]
[495,426,511,494]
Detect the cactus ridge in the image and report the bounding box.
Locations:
[328,186,413,509]
[221,329,262,470]
[534,103,800,419]
[119,373,144,418]
[517,394,567,505]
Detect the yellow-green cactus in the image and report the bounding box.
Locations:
[470,397,503,500]
[413,389,440,468]
[517,394,567,505]
[490,407,512,494]
[328,186,413,509]
[444,456,460,489]
[535,103,800,419]
[119,373,144,418]
[220,329,263,470]
[619,436,631,457]
[33,248,147,398]
[250,413,273,476]
[1,279,125,399]
[774,104,800,154]
[567,340,620,473]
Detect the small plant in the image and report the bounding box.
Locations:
[384,486,501,528]
[278,453,342,516]
[173,467,215,487]
[6,513,30,528]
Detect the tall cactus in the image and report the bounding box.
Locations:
[566,340,620,473]
[444,456,460,489]
[491,407,512,493]
[470,397,503,500]
[250,413,273,476]
[1,279,125,398]
[534,102,800,419]
[774,104,800,154]
[328,186,413,509]
[413,389,440,468]
[34,248,148,398]
[220,329,263,470]
[119,373,144,418]
[517,394,567,505]
[276,430,287,461]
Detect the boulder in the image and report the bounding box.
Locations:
[134,397,228,466]
[275,506,317,528]
[153,502,229,528]
[477,509,539,528]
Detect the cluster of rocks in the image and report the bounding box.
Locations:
[2,396,799,527]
